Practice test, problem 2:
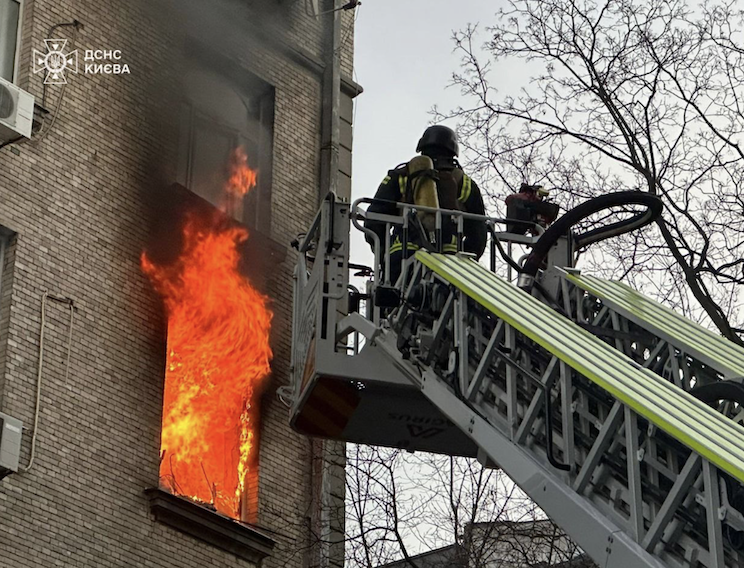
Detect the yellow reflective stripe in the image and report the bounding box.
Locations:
[390,239,420,254]
[390,244,421,253]
[381,175,391,185]
[459,174,472,203]
[398,175,408,196]
[444,235,458,252]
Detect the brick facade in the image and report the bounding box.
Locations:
[0,0,357,567]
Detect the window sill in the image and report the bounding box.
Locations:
[145,488,276,564]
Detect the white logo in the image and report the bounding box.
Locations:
[33,39,79,85]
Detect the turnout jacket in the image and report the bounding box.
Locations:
[364,161,488,258]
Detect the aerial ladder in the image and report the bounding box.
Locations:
[289,191,744,568]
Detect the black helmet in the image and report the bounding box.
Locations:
[416,125,459,157]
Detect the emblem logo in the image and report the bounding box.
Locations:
[32,39,79,85]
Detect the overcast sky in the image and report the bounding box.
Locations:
[349,0,506,266]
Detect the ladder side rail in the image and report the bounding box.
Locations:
[559,274,732,392]
[408,270,647,538]
[413,362,674,568]
[423,255,744,468]
[559,272,744,380]
[463,310,736,566]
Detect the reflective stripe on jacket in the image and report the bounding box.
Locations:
[397,173,472,204]
[389,235,459,255]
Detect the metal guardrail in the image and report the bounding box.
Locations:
[350,196,543,286]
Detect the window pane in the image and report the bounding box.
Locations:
[176,65,273,228]
[0,0,20,82]
[190,119,236,213]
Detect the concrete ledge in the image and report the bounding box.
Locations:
[145,488,276,564]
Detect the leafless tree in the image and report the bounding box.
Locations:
[344,446,589,568]
[435,0,744,343]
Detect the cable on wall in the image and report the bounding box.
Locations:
[21,292,76,473]
[32,20,83,147]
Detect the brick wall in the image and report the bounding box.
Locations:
[0,0,357,567]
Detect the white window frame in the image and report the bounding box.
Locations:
[0,0,23,84]
[176,65,273,232]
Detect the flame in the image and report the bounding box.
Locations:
[227,147,258,198]
[142,147,271,519]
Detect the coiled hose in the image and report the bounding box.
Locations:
[518,191,663,290]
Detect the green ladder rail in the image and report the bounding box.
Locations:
[560,271,744,383]
[373,251,744,568]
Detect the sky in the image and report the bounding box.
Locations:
[349,0,507,267]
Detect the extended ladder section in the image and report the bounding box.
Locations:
[558,272,744,386]
[401,252,744,568]
[290,197,744,568]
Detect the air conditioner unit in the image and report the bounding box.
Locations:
[0,412,22,479]
[0,76,34,142]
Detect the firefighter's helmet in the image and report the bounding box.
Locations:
[416,125,459,157]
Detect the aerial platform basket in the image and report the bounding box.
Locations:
[289,196,479,456]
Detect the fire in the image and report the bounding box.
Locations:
[227,148,258,198]
[142,147,272,519]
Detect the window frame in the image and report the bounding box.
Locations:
[179,102,249,192]
[178,41,275,235]
[0,0,23,84]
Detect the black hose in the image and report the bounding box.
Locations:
[520,191,663,290]
[689,379,744,408]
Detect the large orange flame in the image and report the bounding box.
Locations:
[142,147,271,519]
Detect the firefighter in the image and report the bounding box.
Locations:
[364,125,487,284]
[504,183,559,235]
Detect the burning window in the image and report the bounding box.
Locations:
[176,64,274,233]
[142,148,272,521]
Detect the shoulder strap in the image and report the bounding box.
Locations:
[391,163,410,199]
[458,173,472,203]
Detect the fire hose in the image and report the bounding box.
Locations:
[518,191,664,291]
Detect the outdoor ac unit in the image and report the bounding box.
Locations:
[0,76,34,142]
[0,412,22,479]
